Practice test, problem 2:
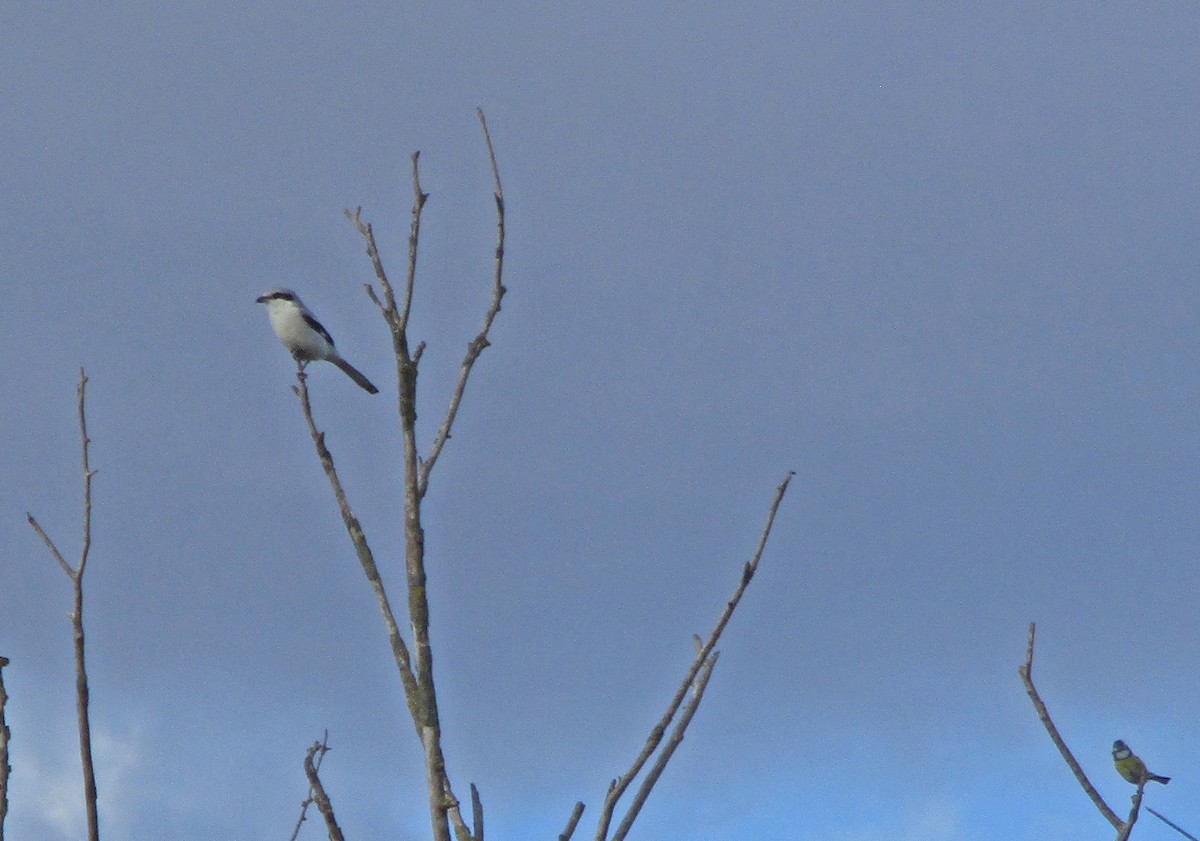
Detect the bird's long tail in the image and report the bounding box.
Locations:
[1148,773,1171,785]
[331,356,379,394]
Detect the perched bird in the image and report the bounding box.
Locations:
[256,289,378,394]
[1112,740,1170,785]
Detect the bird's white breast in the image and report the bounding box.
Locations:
[266,301,333,361]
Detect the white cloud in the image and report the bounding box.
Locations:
[4,719,143,841]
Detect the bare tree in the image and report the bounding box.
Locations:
[290,109,503,841]
[25,369,101,841]
[285,110,793,841]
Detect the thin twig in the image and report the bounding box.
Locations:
[558,803,585,841]
[1147,808,1200,841]
[27,370,100,841]
[304,740,345,841]
[288,730,331,841]
[0,656,10,841]
[1018,623,1122,829]
[400,152,427,333]
[417,109,506,499]
[344,206,398,317]
[26,517,72,577]
[593,471,794,841]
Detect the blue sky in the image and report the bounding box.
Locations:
[3,3,1199,839]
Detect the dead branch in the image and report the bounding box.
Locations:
[417,109,506,499]
[288,730,331,841]
[469,783,484,841]
[304,739,345,841]
[0,656,10,841]
[1147,807,1200,841]
[25,369,100,841]
[300,113,505,841]
[590,471,794,841]
[1018,622,1123,830]
[292,365,422,720]
[339,186,457,841]
[558,803,585,841]
[1114,782,1144,841]
[610,653,719,841]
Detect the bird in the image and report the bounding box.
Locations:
[256,289,379,394]
[1112,740,1170,785]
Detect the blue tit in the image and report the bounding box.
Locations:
[1112,740,1170,785]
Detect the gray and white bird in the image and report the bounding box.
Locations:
[256,289,378,394]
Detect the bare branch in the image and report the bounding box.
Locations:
[288,730,331,841]
[1018,623,1122,829]
[363,281,386,315]
[1147,808,1200,841]
[440,761,479,841]
[26,370,100,841]
[75,369,96,579]
[304,740,345,841]
[27,371,98,581]
[26,515,73,577]
[0,656,10,841]
[594,471,794,841]
[558,803,585,841]
[292,363,422,720]
[478,108,504,202]
[470,784,484,841]
[417,110,506,498]
[344,206,398,316]
[400,152,428,333]
[611,653,720,841]
[1114,781,1144,841]
[435,732,477,841]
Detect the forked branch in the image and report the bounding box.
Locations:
[304,738,345,841]
[581,471,794,841]
[609,652,719,841]
[25,369,100,841]
[418,109,506,498]
[288,730,332,841]
[293,364,422,720]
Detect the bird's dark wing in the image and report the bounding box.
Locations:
[303,313,336,347]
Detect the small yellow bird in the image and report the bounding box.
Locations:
[1112,740,1170,785]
